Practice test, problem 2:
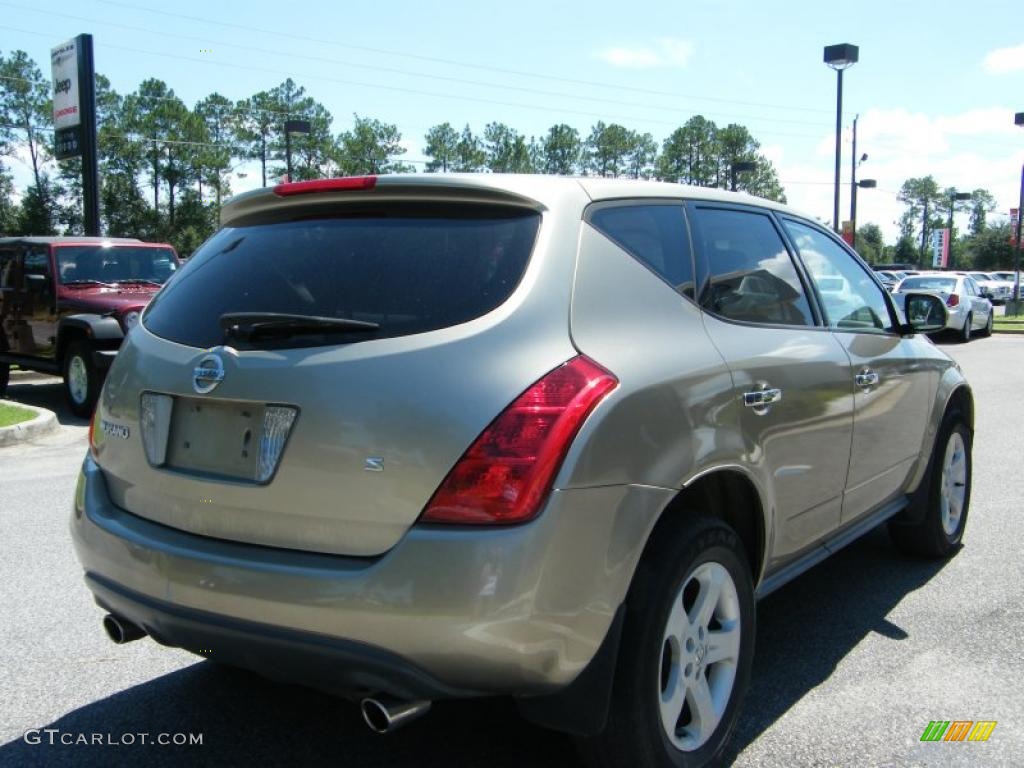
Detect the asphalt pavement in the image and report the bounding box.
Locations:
[1,335,1022,767]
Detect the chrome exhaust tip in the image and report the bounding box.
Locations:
[102,614,146,644]
[360,695,431,734]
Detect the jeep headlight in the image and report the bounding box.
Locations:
[122,310,140,331]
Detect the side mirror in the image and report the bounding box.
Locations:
[897,292,948,334]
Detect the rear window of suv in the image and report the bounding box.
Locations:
[143,205,541,349]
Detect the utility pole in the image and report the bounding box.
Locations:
[920,198,929,266]
[850,115,858,246]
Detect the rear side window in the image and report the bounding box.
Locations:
[690,208,814,327]
[143,206,541,349]
[587,203,694,297]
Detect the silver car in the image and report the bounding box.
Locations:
[896,273,993,341]
[72,175,973,767]
[964,271,1011,304]
[989,271,1020,302]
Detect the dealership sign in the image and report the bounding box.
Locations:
[931,229,949,268]
[51,38,83,159]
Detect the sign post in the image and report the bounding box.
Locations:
[51,34,99,236]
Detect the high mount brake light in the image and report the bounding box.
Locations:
[272,176,377,196]
[420,356,618,525]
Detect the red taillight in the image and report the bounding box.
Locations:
[421,356,618,525]
[272,176,377,196]
[946,294,959,307]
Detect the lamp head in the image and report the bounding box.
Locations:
[824,43,859,70]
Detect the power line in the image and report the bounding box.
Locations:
[0,3,831,129]
[1,25,835,142]
[95,0,833,116]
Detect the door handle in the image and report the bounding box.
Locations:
[855,371,880,389]
[743,388,783,408]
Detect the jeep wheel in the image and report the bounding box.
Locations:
[64,341,100,418]
[890,413,971,558]
[581,517,755,768]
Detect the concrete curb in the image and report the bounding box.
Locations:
[9,369,59,384]
[0,402,59,447]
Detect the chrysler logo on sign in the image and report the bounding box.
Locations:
[192,353,225,394]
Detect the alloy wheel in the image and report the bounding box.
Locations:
[940,431,967,536]
[68,355,89,405]
[657,561,741,751]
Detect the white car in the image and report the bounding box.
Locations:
[896,273,993,341]
[991,271,1022,301]
[965,271,1011,304]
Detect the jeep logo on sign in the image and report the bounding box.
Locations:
[192,353,225,394]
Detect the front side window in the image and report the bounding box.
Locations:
[587,203,694,298]
[22,248,53,302]
[782,219,894,334]
[691,207,814,327]
[0,246,23,291]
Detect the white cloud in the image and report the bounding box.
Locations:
[777,107,1024,243]
[984,43,1024,74]
[598,38,694,70]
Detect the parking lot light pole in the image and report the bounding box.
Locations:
[851,179,876,247]
[730,161,757,192]
[947,191,972,269]
[1015,112,1024,310]
[825,43,859,233]
[284,119,311,182]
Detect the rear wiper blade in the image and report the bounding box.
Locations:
[220,312,380,341]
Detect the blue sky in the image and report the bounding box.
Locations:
[2,0,1022,241]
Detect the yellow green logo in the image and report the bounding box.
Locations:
[920,720,997,742]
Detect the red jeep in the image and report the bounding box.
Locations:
[0,237,180,416]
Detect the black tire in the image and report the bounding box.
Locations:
[63,340,100,418]
[978,311,993,338]
[889,413,971,559]
[958,314,972,343]
[580,517,755,768]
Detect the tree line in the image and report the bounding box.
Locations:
[1,48,787,254]
[2,47,1014,270]
[885,176,1008,271]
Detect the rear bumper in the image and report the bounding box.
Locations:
[86,571,469,701]
[71,455,671,697]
